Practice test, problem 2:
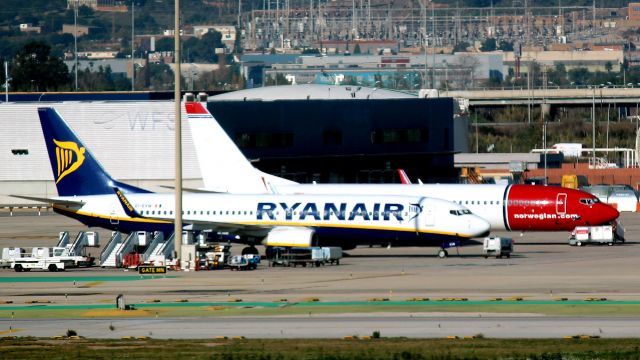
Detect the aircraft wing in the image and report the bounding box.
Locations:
[10,195,85,207]
[175,218,273,236]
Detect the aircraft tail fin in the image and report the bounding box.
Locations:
[185,101,296,193]
[37,107,150,196]
[397,169,412,185]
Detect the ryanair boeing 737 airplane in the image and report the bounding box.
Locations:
[12,107,490,254]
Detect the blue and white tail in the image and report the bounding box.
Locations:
[38,107,150,196]
[185,102,296,194]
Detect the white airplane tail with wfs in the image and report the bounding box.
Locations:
[185,102,296,194]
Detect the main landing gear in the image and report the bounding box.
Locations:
[437,249,449,258]
[241,246,259,256]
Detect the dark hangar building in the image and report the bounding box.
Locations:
[207,85,468,184]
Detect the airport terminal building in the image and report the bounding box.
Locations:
[0,85,469,203]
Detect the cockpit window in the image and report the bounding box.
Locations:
[579,198,599,205]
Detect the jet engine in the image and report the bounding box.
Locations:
[262,227,317,247]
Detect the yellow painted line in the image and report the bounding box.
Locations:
[0,329,23,335]
[78,281,103,288]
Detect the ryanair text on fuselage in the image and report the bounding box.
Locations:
[256,202,421,222]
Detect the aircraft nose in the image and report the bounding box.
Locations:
[469,216,491,238]
[599,203,620,224]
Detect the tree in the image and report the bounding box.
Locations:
[547,63,569,86]
[480,38,497,52]
[10,41,71,91]
[301,48,320,54]
[453,41,470,53]
[264,73,290,86]
[498,40,513,51]
[183,31,224,63]
[77,64,129,91]
[353,43,361,54]
[568,67,591,86]
[135,62,175,90]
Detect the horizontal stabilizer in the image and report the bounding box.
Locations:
[10,195,84,207]
[158,185,227,193]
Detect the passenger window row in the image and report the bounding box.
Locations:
[140,210,409,217]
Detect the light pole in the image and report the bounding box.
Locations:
[431,0,435,89]
[74,0,78,91]
[422,0,427,89]
[174,0,182,263]
[131,0,135,91]
[4,61,8,103]
[592,85,596,168]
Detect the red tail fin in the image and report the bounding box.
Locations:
[397,169,412,185]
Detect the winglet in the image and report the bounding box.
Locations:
[114,187,142,218]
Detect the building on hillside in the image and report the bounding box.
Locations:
[62,24,94,37]
[19,23,41,33]
[629,3,640,21]
[67,0,98,9]
[77,51,118,60]
[96,0,128,12]
[503,50,624,74]
[241,53,504,89]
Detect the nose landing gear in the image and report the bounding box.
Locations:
[437,240,461,258]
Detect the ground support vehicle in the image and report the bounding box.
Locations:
[228,254,260,270]
[269,247,342,267]
[311,247,342,266]
[482,237,513,259]
[11,258,73,272]
[197,244,232,270]
[1,247,25,268]
[569,225,624,246]
[268,247,312,267]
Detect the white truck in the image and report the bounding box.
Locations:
[483,237,513,258]
[1,247,25,268]
[10,247,88,272]
[11,257,73,272]
[569,225,624,246]
[311,247,342,266]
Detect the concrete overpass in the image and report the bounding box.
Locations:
[441,88,640,107]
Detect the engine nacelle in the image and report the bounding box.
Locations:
[262,227,317,247]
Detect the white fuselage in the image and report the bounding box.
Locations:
[274,184,509,230]
[123,192,490,243]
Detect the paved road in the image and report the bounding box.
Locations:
[2,314,639,338]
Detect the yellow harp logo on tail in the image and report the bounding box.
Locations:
[53,139,86,183]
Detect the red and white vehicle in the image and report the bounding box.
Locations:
[185,101,619,233]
